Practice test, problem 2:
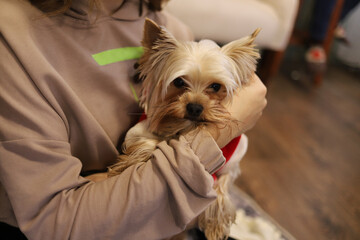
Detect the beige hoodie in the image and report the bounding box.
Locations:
[0,0,225,239]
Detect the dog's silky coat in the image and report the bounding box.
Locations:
[108,19,260,240]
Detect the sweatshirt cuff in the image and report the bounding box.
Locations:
[183,130,226,174]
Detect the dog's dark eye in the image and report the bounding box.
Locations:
[209,83,221,92]
[173,77,186,88]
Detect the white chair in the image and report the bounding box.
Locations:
[165,0,299,83]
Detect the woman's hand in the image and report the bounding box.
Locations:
[209,74,267,148]
[227,74,267,132]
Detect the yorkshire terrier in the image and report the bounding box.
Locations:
[108,18,260,240]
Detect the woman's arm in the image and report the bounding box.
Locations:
[0,31,223,240]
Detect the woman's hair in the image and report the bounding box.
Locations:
[29,0,102,16]
[29,0,166,16]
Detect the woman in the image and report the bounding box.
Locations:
[0,0,267,239]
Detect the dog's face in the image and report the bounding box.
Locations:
[138,19,260,137]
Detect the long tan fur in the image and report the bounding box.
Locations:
[198,174,236,240]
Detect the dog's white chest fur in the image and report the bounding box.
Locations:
[122,120,160,159]
[125,120,157,143]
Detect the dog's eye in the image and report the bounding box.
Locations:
[173,77,186,88]
[209,83,221,92]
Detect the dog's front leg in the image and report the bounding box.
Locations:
[108,121,160,176]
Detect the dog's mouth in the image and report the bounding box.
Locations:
[184,115,206,123]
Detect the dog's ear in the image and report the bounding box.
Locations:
[142,18,177,50]
[139,19,177,113]
[142,18,162,49]
[221,28,261,85]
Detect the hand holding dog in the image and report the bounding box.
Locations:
[228,74,267,132]
[211,74,267,148]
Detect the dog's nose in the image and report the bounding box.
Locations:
[186,103,203,118]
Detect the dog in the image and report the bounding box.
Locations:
[108,18,260,240]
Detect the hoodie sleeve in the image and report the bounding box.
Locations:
[0,132,224,240]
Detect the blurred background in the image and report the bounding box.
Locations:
[165,0,360,239]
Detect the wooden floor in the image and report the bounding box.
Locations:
[235,63,360,240]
